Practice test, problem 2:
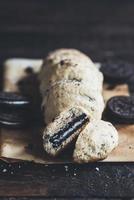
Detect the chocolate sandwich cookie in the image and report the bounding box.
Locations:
[100,61,133,84]
[0,110,31,128]
[43,107,89,156]
[104,96,134,124]
[0,110,43,128]
[0,92,39,128]
[0,92,30,109]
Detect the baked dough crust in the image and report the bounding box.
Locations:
[73,120,118,163]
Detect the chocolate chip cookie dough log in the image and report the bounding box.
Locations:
[40,49,105,157]
[39,49,104,124]
[39,49,103,94]
[43,107,89,156]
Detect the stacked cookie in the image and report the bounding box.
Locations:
[39,49,118,162]
[0,92,31,128]
[2,58,43,127]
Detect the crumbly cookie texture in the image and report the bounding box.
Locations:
[73,120,118,163]
[43,106,89,156]
[45,48,94,67]
[39,48,103,93]
[3,58,42,92]
[42,80,104,125]
[40,60,103,94]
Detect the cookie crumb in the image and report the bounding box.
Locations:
[18,165,21,169]
[64,165,68,172]
[95,167,100,172]
[2,169,7,173]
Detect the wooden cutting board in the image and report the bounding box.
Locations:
[0,63,134,163]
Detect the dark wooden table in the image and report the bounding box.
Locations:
[0,0,134,198]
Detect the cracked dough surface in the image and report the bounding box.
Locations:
[42,80,104,124]
[39,49,103,93]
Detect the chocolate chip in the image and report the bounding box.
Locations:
[25,67,34,74]
[0,110,31,128]
[60,60,65,65]
[49,113,89,149]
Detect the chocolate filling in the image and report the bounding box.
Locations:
[49,113,89,148]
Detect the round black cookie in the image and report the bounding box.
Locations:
[0,110,44,128]
[104,96,134,124]
[0,92,30,109]
[0,92,43,128]
[0,110,31,128]
[100,61,134,84]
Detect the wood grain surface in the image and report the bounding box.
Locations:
[0,0,134,198]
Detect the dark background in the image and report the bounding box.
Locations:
[1,0,134,62]
[0,0,134,199]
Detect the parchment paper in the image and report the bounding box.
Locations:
[1,62,134,163]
